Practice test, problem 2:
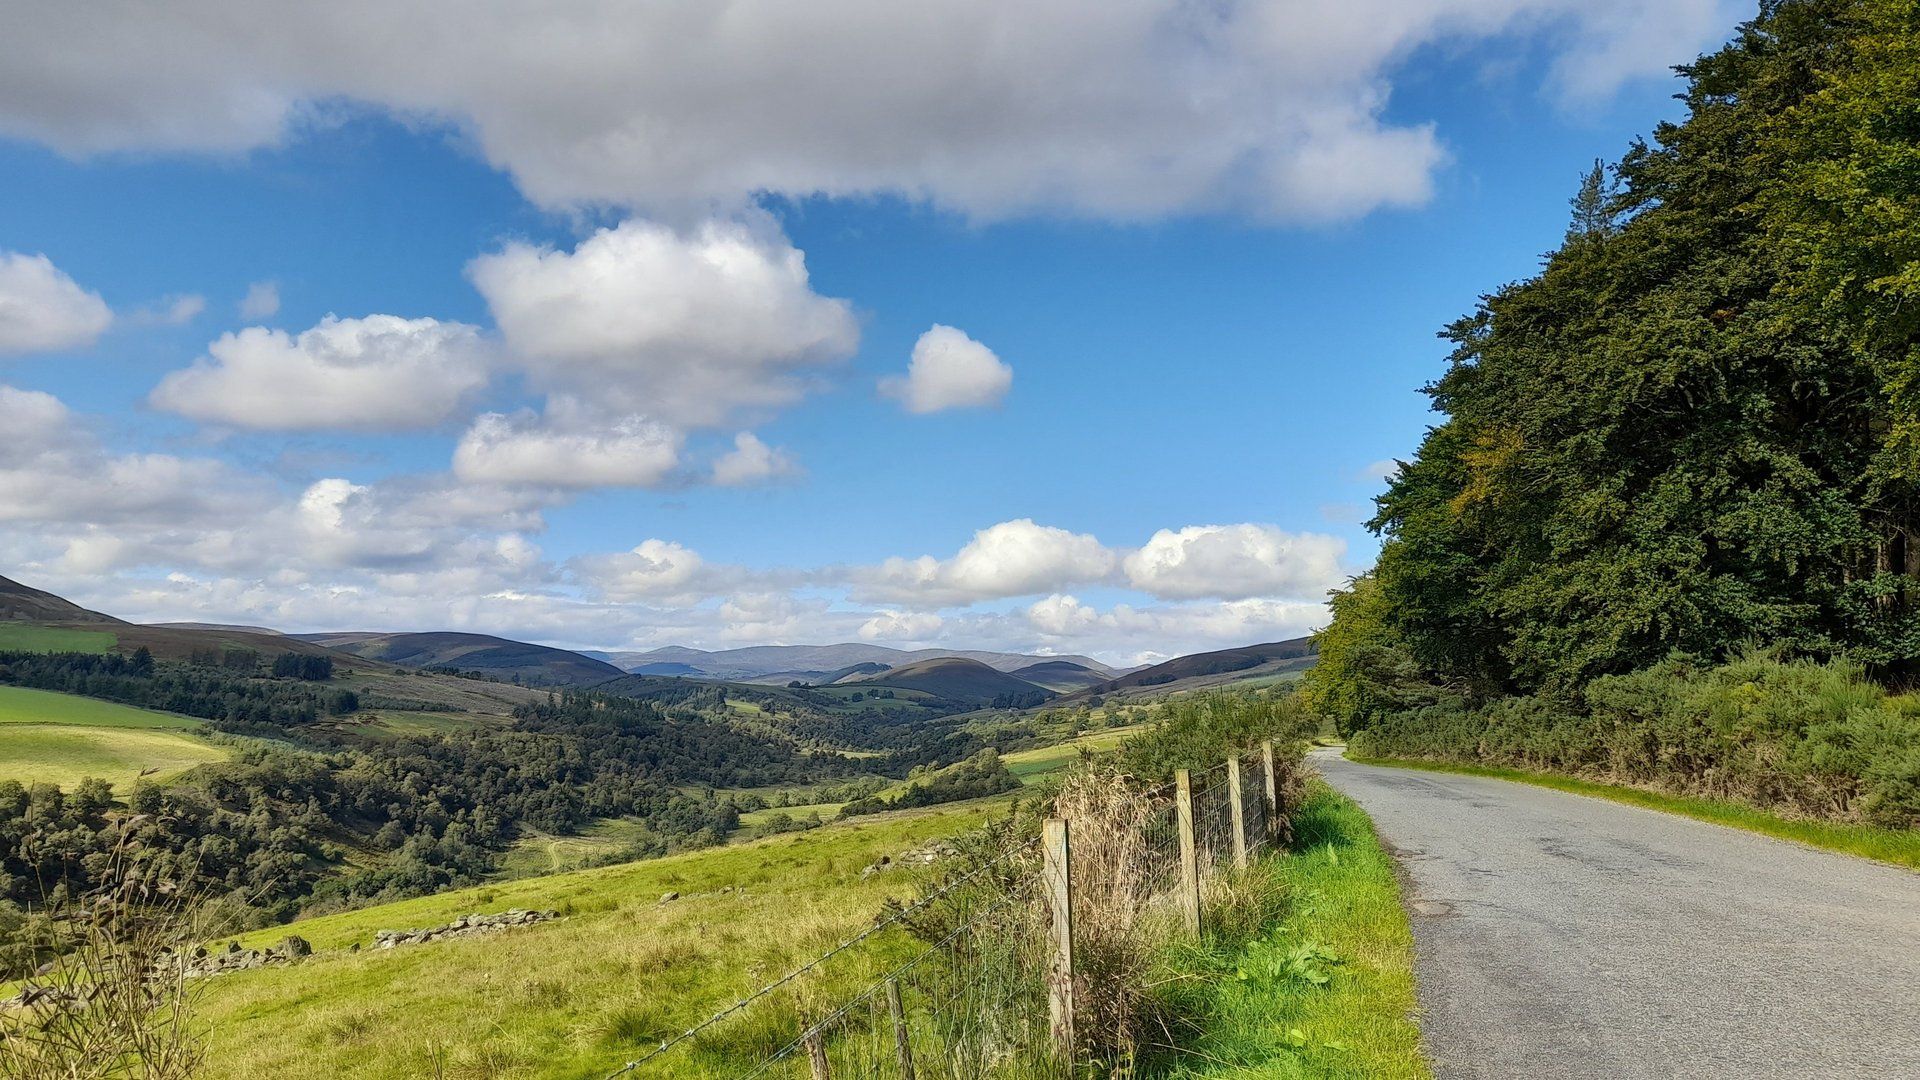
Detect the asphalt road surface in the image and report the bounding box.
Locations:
[1313,750,1920,1079]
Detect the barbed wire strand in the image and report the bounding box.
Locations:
[602,840,1034,1080]
[741,892,1020,1079]
[605,740,1281,1079]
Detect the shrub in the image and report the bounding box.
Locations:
[1352,651,1920,828]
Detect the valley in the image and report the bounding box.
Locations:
[0,574,1315,972]
[0,573,1339,1079]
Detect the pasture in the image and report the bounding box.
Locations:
[199,800,1007,1080]
[1000,721,1148,782]
[0,624,116,654]
[0,685,223,790]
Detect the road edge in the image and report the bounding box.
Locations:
[1344,751,1920,872]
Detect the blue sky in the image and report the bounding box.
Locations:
[0,1,1744,663]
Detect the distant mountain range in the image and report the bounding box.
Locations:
[606,643,1123,682]
[152,621,286,635]
[0,572,1314,701]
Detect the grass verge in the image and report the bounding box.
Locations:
[1349,753,1920,870]
[1153,782,1428,1079]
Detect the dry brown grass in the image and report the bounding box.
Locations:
[1050,764,1183,1065]
[0,843,207,1080]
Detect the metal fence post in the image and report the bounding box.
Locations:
[1228,755,1248,869]
[1042,817,1076,1062]
[885,978,915,1080]
[1262,739,1280,843]
[1175,769,1201,936]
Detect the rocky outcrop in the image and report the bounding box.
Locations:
[1,936,315,1009]
[373,908,558,949]
[859,841,956,879]
[174,936,313,978]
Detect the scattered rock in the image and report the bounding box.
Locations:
[658,891,680,906]
[372,908,560,951]
[859,842,955,879]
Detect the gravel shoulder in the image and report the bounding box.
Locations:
[1313,748,1920,1080]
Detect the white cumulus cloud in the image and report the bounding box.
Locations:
[859,610,945,642]
[1123,524,1346,601]
[854,519,1116,606]
[238,281,280,319]
[571,539,708,602]
[712,432,801,487]
[0,2,1729,222]
[469,218,858,427]
[452,407,683,489]
[0,252,112,354]
[881,325,1012,414]
[128,294,205,327]
[0,383,269,531]
[150,315,493,431]
[1020,593,1326,657]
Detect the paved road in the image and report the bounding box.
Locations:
[1313,750,1920,1080]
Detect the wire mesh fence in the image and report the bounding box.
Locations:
[618,741,1293,1080]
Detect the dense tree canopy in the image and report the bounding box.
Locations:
[1310,0,1920,735]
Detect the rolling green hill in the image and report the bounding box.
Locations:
[300,630,626,687]
[1092,637,1317,694]
[852,656,1052,704]
[1010,659,1109,692]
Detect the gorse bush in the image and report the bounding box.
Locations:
[1350,651,1920,827]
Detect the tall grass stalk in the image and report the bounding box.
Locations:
[0,837,207,1080]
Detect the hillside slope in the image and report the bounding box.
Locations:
[1093,637,1318,693]
[1011,659,1109,692]
[194,801,998,1080]
[0,574,123,624]
[302,631,626,687]
[853,656,1052,703]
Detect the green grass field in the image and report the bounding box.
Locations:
[0,685,224,790]
[0,624,116,653]
[1350,753,1920,870]
[197,800,1006,1080]
[1158,783,1428,1079]
[736,801,844,828]
[0,686,200,729]
[999,722,1147,782]
[0,727,227,791]
[495,818,660,877]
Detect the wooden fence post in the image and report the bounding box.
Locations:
[804,1026,832,1079]
[1228,755,1248,870]
[1042,817,1076,1062]
[885,978,915,1080]
[1174,769,1201,937]
[1261,740,1280,843]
